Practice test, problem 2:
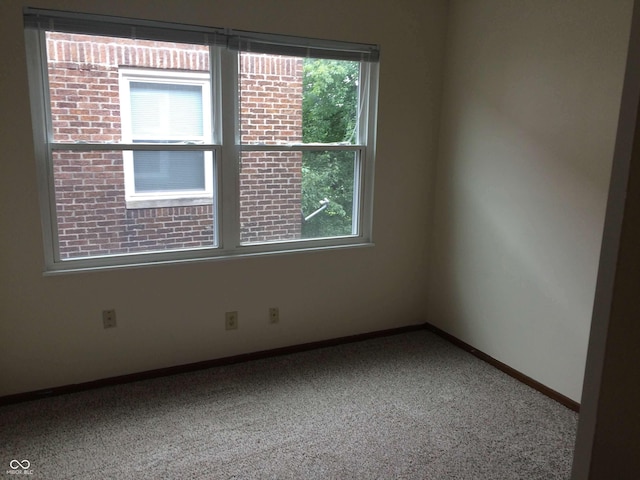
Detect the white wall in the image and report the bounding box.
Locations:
[428,0,633,402]
[0,0,447,396]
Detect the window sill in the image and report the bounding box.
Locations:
[125,196,213,209]
[42,241,375,275]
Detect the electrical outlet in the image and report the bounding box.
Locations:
[269,307,279,324]
[225,311,238,330]
[103,309,117,329]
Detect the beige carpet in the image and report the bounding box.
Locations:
[0,330,577,479]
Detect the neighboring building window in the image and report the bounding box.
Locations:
[23,9,379,272]
[119,69,213,208]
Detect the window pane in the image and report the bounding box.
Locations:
[301,59,360,144]
[239,54,359,145]
[45,32,210,143]
[301,151,356,239]
[239,150,356,244]
[52,150,215,260]
[130,82,203,138]
[133,151,205,192]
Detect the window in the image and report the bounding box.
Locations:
[119,69,214,208]
[24,9,379,272]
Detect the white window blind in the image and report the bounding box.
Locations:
[130,82,204,139]
[133,151,205,192]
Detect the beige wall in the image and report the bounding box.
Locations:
[0,0,447,396]
[428,0,633,402]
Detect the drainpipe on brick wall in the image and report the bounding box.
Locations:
[304,198,330,222]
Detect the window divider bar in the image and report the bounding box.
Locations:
[219,47,240,249]
[50,142,366,152]
[239,144,364,152]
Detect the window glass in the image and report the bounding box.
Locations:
[130,82,204,138]
[239,54,359,146]
[133,151,205,192]
[301,151,356,239]
[239,150,357,244]
[45,32,210,144]
[52,150,215,260]
[302,59,360,145]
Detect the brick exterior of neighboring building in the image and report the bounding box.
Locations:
[239,53,303,244]
[47,33,303,259]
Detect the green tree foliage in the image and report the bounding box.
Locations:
[301,59,359,238]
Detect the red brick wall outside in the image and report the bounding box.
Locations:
[239,53,303,243]
[47,33,303,259]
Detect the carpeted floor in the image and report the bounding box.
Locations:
[0,330,578,479]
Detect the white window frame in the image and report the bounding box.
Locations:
[23,8,379,274]
[119,68,214,209]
